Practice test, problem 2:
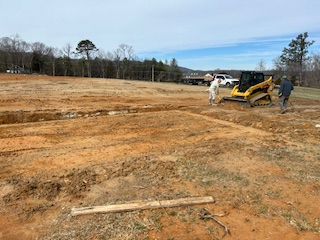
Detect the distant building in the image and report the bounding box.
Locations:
[6,65,26,74]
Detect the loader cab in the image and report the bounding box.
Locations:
[238,71,265,92]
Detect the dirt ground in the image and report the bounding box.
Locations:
[0,74,319,240]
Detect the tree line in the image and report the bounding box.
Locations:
[0,33,319,88]
[0,35,182,82]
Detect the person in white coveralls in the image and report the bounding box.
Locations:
[207,78,221,105]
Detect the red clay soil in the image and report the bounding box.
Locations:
[0,74,319,240]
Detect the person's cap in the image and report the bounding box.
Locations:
[282,75,287,79]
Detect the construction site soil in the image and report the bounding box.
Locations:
[0,74,319,240]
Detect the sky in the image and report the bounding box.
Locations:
[1,0,320,71]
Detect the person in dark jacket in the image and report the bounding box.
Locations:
[278,76,294,113]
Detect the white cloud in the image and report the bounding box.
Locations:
[1,0,320,69]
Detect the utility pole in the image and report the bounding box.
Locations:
[152,65,154,82]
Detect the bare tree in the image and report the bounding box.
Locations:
[95,49,109,78]
[308,53,320,87]
[61,43,73,76]
[47,47,58,76]
[118,44,134,60]
[255,59,266,71]
[62,43,72,57]
[0,34,30,72]
[111,44,135,79]
[113,48,121,79]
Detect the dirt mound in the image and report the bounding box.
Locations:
[4,168,98,202]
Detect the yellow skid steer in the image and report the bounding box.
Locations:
[222,71,275,107]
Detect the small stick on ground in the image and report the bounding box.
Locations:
[289,100,295,111]
[199,208,230,238]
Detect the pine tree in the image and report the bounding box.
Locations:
[280,32,314,86]
[76,40,98,78]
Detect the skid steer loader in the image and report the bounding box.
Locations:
[222,71,275,107]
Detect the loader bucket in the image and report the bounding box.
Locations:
[220,97,250,110]
[222,97,249,103]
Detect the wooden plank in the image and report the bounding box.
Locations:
[71,196,215,216]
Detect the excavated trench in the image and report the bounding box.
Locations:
[0,105,186,125]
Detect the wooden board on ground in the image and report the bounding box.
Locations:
[71,196,215,216]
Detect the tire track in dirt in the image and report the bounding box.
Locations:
[178,109,273,137]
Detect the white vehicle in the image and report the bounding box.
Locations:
[213,74,239,87]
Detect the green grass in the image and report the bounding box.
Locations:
[291,86,320,100]
[272,86,320,100]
